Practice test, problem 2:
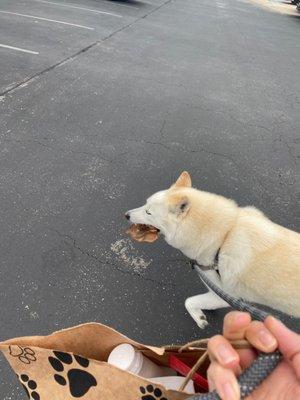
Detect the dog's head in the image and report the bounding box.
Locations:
[126,171,238,262]
[125,171,194,243]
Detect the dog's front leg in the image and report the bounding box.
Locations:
[185,291,229,328]
[185,271,229,328]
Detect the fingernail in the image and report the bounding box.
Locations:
[217,344,237,364]
[221,381,239,400]
[234,312,249,324]
[268,316,292,334]
[258,330,277,348]
[267,316,281,326]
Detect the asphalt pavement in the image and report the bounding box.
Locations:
[0,0,299,398]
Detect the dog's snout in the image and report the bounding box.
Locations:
[125,212,130,220]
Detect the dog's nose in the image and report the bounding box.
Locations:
[125,213,130,220]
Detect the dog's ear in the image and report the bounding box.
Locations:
[171,171,192,189]
[169,195,190,217]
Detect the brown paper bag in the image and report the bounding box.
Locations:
[0,322,208,400]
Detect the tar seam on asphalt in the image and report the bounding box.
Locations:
[0,0,174,97]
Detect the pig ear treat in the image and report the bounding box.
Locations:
[126,224,160,243]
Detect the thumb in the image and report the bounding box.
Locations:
[265,316,300,379]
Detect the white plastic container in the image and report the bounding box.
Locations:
[108,343,175,378]
[151,376,195,394]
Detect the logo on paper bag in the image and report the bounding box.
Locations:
[140,385,168,400]
[9,346,37,364]
[48,351,97,397]
[17,373,40,400]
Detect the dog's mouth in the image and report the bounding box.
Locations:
[126,224,160,243]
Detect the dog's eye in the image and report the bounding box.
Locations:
[146,210,151,215]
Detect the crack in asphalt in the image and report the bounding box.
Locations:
[125,137,240,169]
[160,119,167,138]
[273,134,298,165]
[123,137,280,200]
[191,104,274,136]
[0,0,174,97]
[50,228,177,288]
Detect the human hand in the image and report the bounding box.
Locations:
[207,311,300,400]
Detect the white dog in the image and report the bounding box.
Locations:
[126,171,300,328]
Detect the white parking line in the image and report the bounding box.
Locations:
[32,0,122,18]
[0,43,39,55]
[0,10,95,30]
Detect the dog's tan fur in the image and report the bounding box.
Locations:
[127,171,300,327]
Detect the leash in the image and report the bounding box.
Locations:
[187,262,283,400]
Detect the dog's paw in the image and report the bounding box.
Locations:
[195,314,209,329]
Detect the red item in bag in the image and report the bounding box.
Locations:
[169,354,209,391]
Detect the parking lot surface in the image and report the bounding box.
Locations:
[0,0,299,397]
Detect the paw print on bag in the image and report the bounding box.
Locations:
[140,385,168,400]
[48,351,97,398]
[9,346,36,364]
[17,373,40,400]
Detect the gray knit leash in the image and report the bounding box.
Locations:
[187,264,282,400]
